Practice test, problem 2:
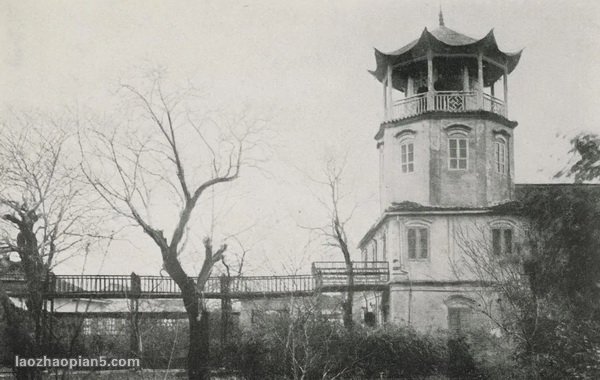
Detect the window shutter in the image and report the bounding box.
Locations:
[419,228,428,258]
[408,229,417,259]
[448,308,460,333]
[492,229,501,256]
[504,229,513,254]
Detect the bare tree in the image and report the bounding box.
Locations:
[249,294,351,380]
[303,155,357,329]
[449,221,559,378]
[80,79,266,380]
[0,116,106,379]
[450,222,534,342]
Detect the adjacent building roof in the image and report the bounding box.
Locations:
[358,183,600,248]
[514,183,600,198]
[385,200,520,214]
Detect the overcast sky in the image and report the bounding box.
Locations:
[2,0,599,275]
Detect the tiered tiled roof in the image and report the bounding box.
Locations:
[369,25,522,87]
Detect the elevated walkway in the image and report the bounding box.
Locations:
[1,261,390,300]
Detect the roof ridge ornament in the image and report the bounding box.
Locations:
[439,5,445,27]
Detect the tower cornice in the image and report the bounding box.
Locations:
[375,110,518,140]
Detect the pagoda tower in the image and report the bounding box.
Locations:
[358,14,523,331]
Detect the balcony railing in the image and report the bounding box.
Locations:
[391,94,428,120]
[483,93,507,117]
[388,91,506,121]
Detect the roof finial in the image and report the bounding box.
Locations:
[439,5,445,27]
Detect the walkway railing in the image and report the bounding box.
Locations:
[389,91,506,121]
[1,261,389,299]
[227,275,315,294]
[312,261,389,288]
[55,275,131,293]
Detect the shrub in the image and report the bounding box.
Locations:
[226,312,452,379]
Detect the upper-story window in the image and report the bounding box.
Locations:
[401,142,414,173]
[396,131,416,174]
[407,227,429,260]
[492,227,513,256]
[494,137,507,174]
[448,133,468,170]
[445,127,470,170]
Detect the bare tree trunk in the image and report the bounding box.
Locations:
[0,285,40,380]
[187,310,210,380]
[343,261,354,329]
[183,291,210,379]
[220,275,232,346]
[14,224,46,380]
[313,155,355,330]
[164,254,210,380]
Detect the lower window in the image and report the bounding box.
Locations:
[448,307,473,335]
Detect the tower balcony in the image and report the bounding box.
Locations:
[386,90,507,122]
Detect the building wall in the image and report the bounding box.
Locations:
[363,213,525,282]
[360,212,525,331]
[388,285,498,332]
[238,294,344,329]
[379,116,515,211]
[49,298,190,313]
[380,119,431,211]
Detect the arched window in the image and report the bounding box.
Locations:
[494,137,507,174]
[406,220,431,261]
[490,220,516,256]
[401,142,414,173]
[492,227,513,256]
[406,221,430,260]
[445,296,477,335]
[396,131,416,174]
[448,307,472,334]
[401,140,414,173]
[447,129,469,170]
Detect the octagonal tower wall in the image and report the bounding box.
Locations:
[378,113,515,212]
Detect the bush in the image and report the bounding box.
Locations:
[224,312,454,379]
[349,326,448,379]
[451,327,526,380]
